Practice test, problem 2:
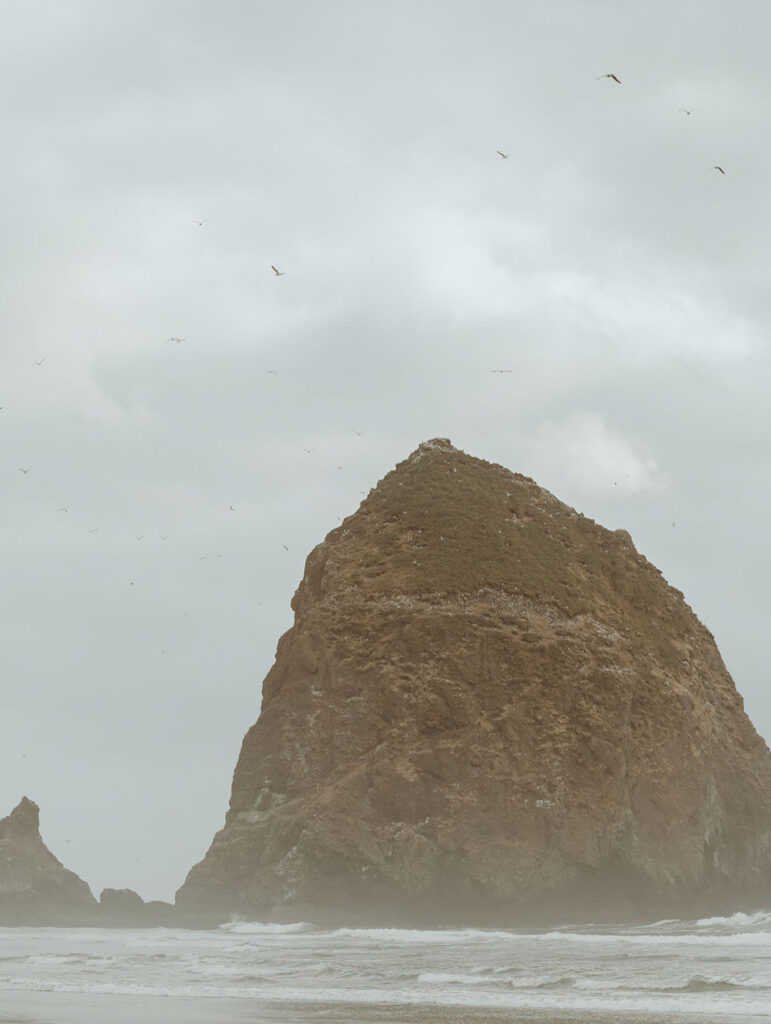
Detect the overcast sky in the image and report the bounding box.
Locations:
[3,0,771,903]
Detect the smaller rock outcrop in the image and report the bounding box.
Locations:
[0,798,98,925]
[99,887,176,926]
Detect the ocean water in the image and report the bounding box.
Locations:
[1,911,770,1023]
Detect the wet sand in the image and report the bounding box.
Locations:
[0,991,762,1024]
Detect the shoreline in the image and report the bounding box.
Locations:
[0,992,764,1024]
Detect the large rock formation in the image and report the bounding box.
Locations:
[0,798,99,925]
[177,439,771,925]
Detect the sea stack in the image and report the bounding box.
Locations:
[0,797,98,925]
[177,439,771,924]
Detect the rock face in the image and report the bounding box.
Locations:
[177,439,771,925]
[0,798,98,925]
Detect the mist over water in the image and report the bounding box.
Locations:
[1,911,770,1023]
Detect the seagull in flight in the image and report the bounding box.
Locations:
[497,150,509,159]
[57,507,68,512]
[168,337,185,344]
[229,505,236,511]
[267,370,278,375]
[597,73,621,84]
[18,468,29,474]
[86,528,98,533]
[678,108,697,115]
[34,358,46,366]
[271,265,286,276]
[192,220,210,226]
[353,430,363,436]
[491,369,512,374]
[282,544,289,551]
[711,165,726,174]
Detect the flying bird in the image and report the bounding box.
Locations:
[678,108,697,115]
[304,448,315,454]
[271,265,286,276]
[18,468,29,474]
[34,358,46,366]
[86,528,98,533]
[491,369,512,374]
[267,370,278,375]
[711,165,726,174]
[229,505,236,511]
[497,150,509,159]
[596,73,621,83]
[282,544,289,551]
[57,507,68,512]
[353,430,363,436]
[192,220,210,226]
[168,337,185,344]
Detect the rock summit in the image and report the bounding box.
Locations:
[177,439,771,924]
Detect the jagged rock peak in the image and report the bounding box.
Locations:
[178,439,771,926]
[0,798,98,926]
[1,796,40,836]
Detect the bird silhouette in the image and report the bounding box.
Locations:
[271,265,286,276]
[497,150,509,159]
[86,528,98,533]
[18,468,29,474]
[57,507,68,512]
[267,370,278,375]
[353,430,363,436]
[282,544,289,551]
[491,369,512,374]
[678,108,697,115]
[34,358,46,366]
[711,165,726,174]
[597,73,621,83]
[192,220,210,226]
[229,505,236,511]
[168,337,185,344]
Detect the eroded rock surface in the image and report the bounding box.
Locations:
[0,797,98,925]
[177,439,771,924]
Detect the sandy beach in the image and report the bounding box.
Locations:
[0,992,760,1024]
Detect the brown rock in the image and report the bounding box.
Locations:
[0,798,98,925]
[99,888,177,926]
[177,439,771,925]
